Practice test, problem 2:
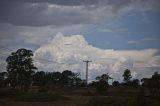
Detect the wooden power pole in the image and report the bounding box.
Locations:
[83,60,92,85]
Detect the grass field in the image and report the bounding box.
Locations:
[0,87,160,106]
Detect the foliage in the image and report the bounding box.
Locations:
[32,70,81,87]
[96,79,109,95]
[33,71,62,87]
[132,79,140,89]
[88,81,98,87]
[33,71,46,86]
[112,81,120,86]
[6,48,37,91]
[95,73,112,95]
[96,73,112,82]
[123,69,132,82]
[61,70,74,85]
[141,72,160,96]
[52,72,62,85]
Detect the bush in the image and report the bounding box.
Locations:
[96,79,109,95]
[112,81,120,86]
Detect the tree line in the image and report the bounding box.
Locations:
[0,48,160,96]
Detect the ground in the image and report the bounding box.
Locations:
[0,86,160,106]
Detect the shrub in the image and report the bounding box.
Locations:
[96,79,109,95]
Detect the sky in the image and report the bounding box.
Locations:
[0,0,160,82]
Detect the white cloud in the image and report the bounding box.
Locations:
[34,33,160,82]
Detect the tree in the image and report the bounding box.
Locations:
[141,72,160,96]
[33,71,63,87]
[33,71,46,86]
[61,70,74,85]
[6,48,37,91]
[96,73,113,83]
[149,72,160,96]
[96,79,109,95]
[141,78,149,87]
[72,72,80,85]
[112,81,120,86]
[132,79,140,89]
[52,72,62,85]
[123,69,132,83]
[95,74,110,95]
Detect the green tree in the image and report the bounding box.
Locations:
[6,48,37,91]
[123,69,132,82]
[33,71,46,86]
[95,74,110,95]
[61,70,74,85]
[112,81,120,86]
[149,72,160,96]
[141,72,160,96]
[96,73,113,82]
[52,72,62,85]
[132,79,140,89]
[96,79,109,95]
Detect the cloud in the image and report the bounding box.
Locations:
[0,0,160,82]
[0,0,160,27]
[128,40,139,44]
[34,33,160,82]
[128,38,160,44]
[98,28,113,33]
[0,0,159,50]
[97,27,129,35]
[0,23,88,49]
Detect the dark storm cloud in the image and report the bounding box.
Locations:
[0,0,100,6]
[0,0,99,26]
[1,0,159,27]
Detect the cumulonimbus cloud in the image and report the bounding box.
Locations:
[34,33,160,82]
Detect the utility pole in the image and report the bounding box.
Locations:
[83,60,92,85]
